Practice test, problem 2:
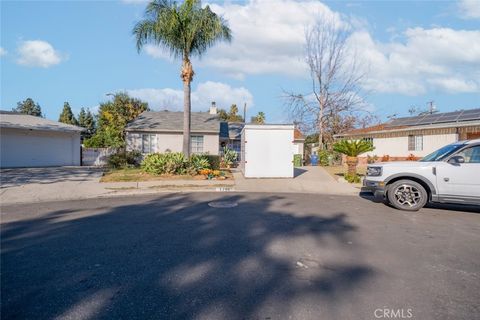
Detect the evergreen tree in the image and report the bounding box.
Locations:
[12,98,43,117]
[58,102,78,125]
[78,107,96,138]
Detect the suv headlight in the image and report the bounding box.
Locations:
[366,166,382,176]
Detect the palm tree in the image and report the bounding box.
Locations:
[133,0,232,157]
[333,139,374,176]
[255,112,266,124]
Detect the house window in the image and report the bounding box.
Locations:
[408,135,423,151]
[142,134,156,153]
[191,135,204,153]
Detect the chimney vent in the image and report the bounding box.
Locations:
[210,101,217,115]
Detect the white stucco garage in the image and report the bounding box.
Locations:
[0,112,83,168]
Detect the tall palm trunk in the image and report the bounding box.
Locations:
[181,57,194,157]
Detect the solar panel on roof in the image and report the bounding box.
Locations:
[458,110,480,122]
[386,108,480,127]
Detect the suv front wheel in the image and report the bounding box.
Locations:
[387,179,428,211]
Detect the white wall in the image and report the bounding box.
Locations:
[293,142,304,156]
[0,128,81,168]
[364,133,458,157]
[126,132,220,155]
[243,125,294,178]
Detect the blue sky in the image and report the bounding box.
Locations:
[1,0,479,124]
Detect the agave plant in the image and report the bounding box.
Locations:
[333,139,375,176]
[222,146,237,168]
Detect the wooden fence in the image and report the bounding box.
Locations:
[82,147,118,166]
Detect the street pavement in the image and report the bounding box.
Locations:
[1,193,479,320]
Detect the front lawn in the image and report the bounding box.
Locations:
[101,168,233,183]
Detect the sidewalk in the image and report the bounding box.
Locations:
[232,166,358,195]
[0,176,234,205]
[0,166,357,205]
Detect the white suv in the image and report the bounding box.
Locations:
[363,139,480,211]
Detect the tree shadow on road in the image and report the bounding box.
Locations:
[1,193,376,319]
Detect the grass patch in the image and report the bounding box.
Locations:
[100,168,233,183]
[322,165,367,184]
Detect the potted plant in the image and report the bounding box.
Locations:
[333,140,375,177]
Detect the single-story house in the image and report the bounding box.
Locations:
[293,128,305,157]
[126,105,243,156]
[334,108,480,164]
[0,111,83,168]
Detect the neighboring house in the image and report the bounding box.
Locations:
[221,122,243,154]
[293,128,305,158]
[0,111,83,168]
[334,108,480,164]
[126,105,243,156]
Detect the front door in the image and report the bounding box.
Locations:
[435,145,480,199]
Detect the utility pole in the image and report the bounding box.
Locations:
[427,101,436,114]
[243,102,247,123]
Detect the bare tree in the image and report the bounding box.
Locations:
[284,16,368,149]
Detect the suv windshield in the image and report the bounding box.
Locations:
[420,143,466,162]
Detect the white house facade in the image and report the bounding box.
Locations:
[125,108,237,156]
[335,108,480,164]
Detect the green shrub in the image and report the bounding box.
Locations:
[205,155,220,170]
[222,146,237,168]
[107,150,141,169]
[317,150,330,166]
[188,154,211,174]
[344,173,361,183]
[142,152,186,175]
[141,152,212,175]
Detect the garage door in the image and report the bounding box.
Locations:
[0,128,80,168]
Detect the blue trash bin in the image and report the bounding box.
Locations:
[311,154,319,166]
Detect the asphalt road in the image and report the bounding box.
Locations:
[1,193,479,320]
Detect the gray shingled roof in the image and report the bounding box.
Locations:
[0,112,84,132]
[126,111,222,134]
[227,122,245,139]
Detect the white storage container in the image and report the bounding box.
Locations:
[240,124,295,178]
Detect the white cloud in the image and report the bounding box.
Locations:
[0,47,7,57]
[142,0,480,95]
[349,28,480,95]
[125,81,254,111]
[144,0,340,78]
[16,40,64,68]
[143,45,174,62]
[458,0,480,19]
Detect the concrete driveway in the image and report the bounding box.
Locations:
[233,166,358,195]
[1,193,479,320]
[0,167,103,188]
[0,167,105,204]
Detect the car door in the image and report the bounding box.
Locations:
[435,145,480,199]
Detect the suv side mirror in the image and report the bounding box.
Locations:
[448,155,465,164]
